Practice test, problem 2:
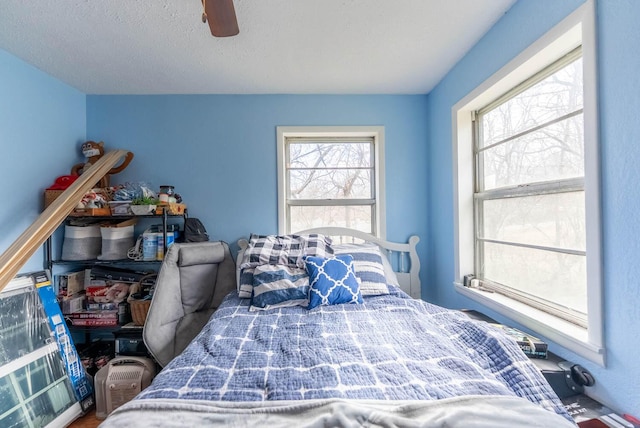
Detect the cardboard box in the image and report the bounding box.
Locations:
[44,189,64,209]
[108,201,132,216]
[70,318,119,327]
[90,265,149,283]
[155,203,186,215]
[68,310,119,327]
[61,294,86,314]
[68,310,118,319]
[86,303,118,311]
[70,207,111,216]
[30,271,94,409]
[57,269,90,297]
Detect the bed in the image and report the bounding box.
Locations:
[101,228,575,427]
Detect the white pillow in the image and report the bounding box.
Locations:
[332,242,390,296]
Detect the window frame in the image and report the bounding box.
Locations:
[277,126,386,238]
[473,48,587,327]
[452,1,604,365]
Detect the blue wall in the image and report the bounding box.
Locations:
[86,94,429,281]
[426,0,640,414]
[0,49,86,273]
[2,0,638,414]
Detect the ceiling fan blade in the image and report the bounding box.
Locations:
[203,0,239,37]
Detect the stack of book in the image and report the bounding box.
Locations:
[67,310,119,327]
[62,266,154,327]
[459,309,548,359]
[493,324,548,359]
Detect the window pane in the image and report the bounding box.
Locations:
[481,191,585,251]
[289,168,372,199]
[0,409,29,428]
[481,58,583,148]
[483,241,586,314]
[0,376,19,414]
[17,356,69,399]
[290,205,372,234]
[481,114,584,189]
[24,382,74,426]
[289,142,371,169]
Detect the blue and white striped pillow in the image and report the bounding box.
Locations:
[238,233,333,299]
[249,264,309,311]
[332,242,389,296]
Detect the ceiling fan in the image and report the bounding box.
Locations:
[201,0,239,37]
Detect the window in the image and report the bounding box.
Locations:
[277,126,385,237]
[453,2,603,365]
[474,48,586,326]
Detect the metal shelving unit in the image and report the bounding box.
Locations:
[44,208,187,348]
[44,208,186,270]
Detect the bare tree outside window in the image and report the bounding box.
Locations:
[287,140,375,233]
[475,50,587,325]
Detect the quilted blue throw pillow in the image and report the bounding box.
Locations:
[250,264,309,311]
[304,255,363,309]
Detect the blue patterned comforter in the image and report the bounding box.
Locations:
[138,287,570,420]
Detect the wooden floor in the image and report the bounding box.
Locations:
[69,408,102,428]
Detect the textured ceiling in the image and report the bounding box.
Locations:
[0,0,515,95]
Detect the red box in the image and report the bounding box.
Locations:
[71,318,119,327]
[85,285,109,303]
[68,310,118,320]
[69,311,119,327]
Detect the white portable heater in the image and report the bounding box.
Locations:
[95,356,156,419]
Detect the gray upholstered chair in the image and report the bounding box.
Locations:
[143,241,236,367]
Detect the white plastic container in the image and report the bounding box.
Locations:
[130,205,156,216]
[142,232,158,261]
[108,200,132,216]
[155,232,164,261]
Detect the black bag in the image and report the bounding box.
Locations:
[183,217,209,242]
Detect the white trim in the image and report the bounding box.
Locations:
[277,126,386,238]
[452,110,475,284]
[0,342,60,378]
[581,0,604,350]
[1,275,35,294]
[296,226,420,299]
[455,283,605,365]
[452,1,604,364]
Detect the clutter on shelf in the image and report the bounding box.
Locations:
[127,224,180,262]
[44,178,187,216]
[57,265,157,328]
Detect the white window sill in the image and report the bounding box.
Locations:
[454,282,605,366]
